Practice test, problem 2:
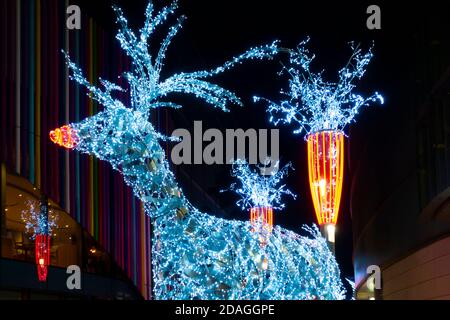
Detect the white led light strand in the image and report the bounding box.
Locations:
[61,1,346,300]
[21,200,57,239]
[254,38,384,137]
[224,160,296,210]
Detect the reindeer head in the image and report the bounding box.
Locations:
[50,1,278,218]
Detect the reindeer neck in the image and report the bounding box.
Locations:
[75,108,190,221]
[120,143,190,221]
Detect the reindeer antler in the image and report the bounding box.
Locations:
[64,0,278,125]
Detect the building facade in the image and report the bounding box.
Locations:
[0,0,167,299]
[350,8,450,300]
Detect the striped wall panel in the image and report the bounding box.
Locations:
[0,0,159,299]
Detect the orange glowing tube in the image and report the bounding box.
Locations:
[307,131,344,225]
[49,125,79,149]
[250,206,273,246]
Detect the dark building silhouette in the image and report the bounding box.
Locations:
[350,5,450,300]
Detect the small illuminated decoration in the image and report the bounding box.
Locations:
[49,125,79,149]
[255,38,383,229]
[21,199,57,282]
[254,38,383,136]
[307,131,344,225]
[227,160,296,211]
[250,206,273,247]
[51,1,346,299]
[35,234,51,282]
[21,200,57,239]
[225,160,295,246]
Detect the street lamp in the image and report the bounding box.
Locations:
[307,130,344,252]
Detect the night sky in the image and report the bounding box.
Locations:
[68,0,445,291]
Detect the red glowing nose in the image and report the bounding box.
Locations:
[49,125,79,149]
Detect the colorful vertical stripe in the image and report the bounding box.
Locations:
[0,0,153,299]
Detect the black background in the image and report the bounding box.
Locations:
[67,0,447,295]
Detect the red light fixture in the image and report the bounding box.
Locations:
[307,130,344,226]
[49,125,79,149]
[250,206,273,247]
[35,234,51,282]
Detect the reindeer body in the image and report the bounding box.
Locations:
[68,106,345,300]
[51,1,345,299]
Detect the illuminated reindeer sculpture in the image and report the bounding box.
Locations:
[50,1,345,299]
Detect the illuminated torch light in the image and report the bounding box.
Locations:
[35,234,51,282]
[49,125,79,149]
[307,130,344,227]
[250,206,273,247]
